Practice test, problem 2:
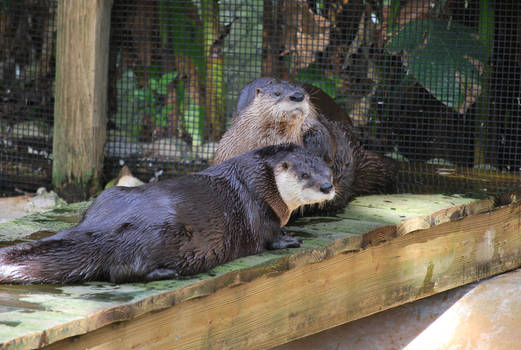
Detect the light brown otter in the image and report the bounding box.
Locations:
[213,77,397,215]
[0,144,334,284]
[214,79,325,161]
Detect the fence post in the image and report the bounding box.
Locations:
[52,0,113,201]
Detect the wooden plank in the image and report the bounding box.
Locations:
[0,194,485,349]
[39,199,521,350]
[52,0,113,200]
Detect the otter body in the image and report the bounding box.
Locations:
[214,77,397,215]
[0,144,334,284]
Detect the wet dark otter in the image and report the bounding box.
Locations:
[0,144,334,284]
[213,77,397,215]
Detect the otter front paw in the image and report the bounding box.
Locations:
[145,268,180,281]
[268,233,302,250]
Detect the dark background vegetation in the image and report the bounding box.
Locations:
[1,0,520,196]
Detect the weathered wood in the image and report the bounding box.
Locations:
[26,198,521,349]
[52,0,113,200]
[0,193,515,349]
[275,268,521,350]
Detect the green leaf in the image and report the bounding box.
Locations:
[478,0,494,57]
[154,105,174,127]
[182,100,204,147]
[131,124,142,137]
[159,71,178,87]
[386,19,488,113]
[133,88,154,104]
[387,0,401,33]
[149,78,160,94]
[142,106,158,115]
[163,0,204,74]
[297,65,341,98]
[151,71,179,96]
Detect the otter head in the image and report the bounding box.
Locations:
[250,144,335,226]
[270,146,335,213]
[238,77,314,123]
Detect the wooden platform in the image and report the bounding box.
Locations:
[0,191,520,350]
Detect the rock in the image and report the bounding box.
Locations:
[105,140,144,158]
[105,166,144,189]
[406,269,521,349]
[426,158,455,166]
[146,137,193,160]
[11,121,51,139]
[474,163,499,171]
[24,187,64,213]
[0,195,34,223]
[105,130,144,157]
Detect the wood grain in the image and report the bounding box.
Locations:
[45,201,521,350]
[52,0,112,198]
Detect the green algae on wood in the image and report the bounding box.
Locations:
[0,193,489,349]
[0,202,90,244]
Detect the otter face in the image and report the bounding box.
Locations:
[274,153,335,212]
[256,79,312,122]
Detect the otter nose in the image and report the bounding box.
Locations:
[320,183,333,194]
[289,92,305,102]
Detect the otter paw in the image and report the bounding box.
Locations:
[268,234,302,250]
[145,268,179,281]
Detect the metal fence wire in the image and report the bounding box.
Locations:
[0,0,56,196]
[1,0,521,197]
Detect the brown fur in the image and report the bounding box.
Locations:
[0,144,333,284]
[213,77,398,215]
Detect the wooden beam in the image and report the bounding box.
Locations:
[45,200,521,350]
[52,0,113,201]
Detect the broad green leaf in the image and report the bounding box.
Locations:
[161,0,204,73]
[149,78,160,94]
[297,65,341,98]
[183,100,204,147]
[159,72,178,89]
[154,105,174,127]
[386,19,488,113]
[133,88,154,104]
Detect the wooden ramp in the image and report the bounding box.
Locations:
[0,191,520,350]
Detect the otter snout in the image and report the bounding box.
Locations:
[289,92,305,102]
[274,151,336,212]
[320,182,333,194]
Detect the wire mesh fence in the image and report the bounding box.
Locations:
[1,0,520,197]
[0,0,56,196]
[106,0,265,181]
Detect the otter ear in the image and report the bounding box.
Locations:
[281,161,289,170]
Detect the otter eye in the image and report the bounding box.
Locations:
[256,88,262,95]
[301,173,309,179]
[281,162,288,170]
[274,91,281,97]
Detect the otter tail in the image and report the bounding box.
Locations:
[0,236,98,284]
[354,150,399,196]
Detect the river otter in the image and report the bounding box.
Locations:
[213,77,397,215]
[0,144,334,284]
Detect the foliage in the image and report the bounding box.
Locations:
[182,99,204,147]
[159,0,204,74]
[297,65,342,99]
[386,18,488,114]
[158,0,205,144]
[176,77,205,147]
[133,71,178,133]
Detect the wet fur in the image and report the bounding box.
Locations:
[214,77,398,215]
[0,144,333,284]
